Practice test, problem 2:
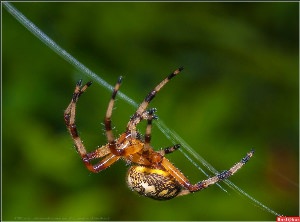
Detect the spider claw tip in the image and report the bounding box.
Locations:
[77,79,82,86]
[175,144,181,149]
[152,115,158,120]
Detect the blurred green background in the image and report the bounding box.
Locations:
[3,2,299,221]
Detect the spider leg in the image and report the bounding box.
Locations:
[162,149,254,195]
[105,77,124,156]
[64,80,120,173]
[142,107,180,156]
[105,76,122,143]
[64,80,92,160]
[143,108,158,151]
[86,145,111,159]
[126,67,183,135]
[88,153,120,172]
[64,80,92,126]
[159,144,181,155]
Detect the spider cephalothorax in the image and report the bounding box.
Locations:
[64,67,254,200]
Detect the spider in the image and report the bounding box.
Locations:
[64,67,254,200]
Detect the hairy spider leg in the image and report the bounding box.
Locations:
[64,80,120,173]
[104,76,123,154]
[160,144,181,155]
[162,149,255,196]
[141,109,183,168]
[64,79,92,157]
[126,67,184,135]
[143,108,158,151]
[104,77,146,157]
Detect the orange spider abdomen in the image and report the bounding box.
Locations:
[126,165,182,200]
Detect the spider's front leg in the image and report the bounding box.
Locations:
[64,79,92,155]
[126,67,183,136]
[64,80,120,173]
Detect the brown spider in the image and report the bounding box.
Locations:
[64,67,254,200]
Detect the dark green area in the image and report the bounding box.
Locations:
[3,2,298,221]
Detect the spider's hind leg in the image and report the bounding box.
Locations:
[161,149,255,196]
[190,149,255,191]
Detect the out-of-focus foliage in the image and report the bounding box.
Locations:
[3,2,298,221]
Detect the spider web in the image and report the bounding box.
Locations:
[3,2,282,217]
